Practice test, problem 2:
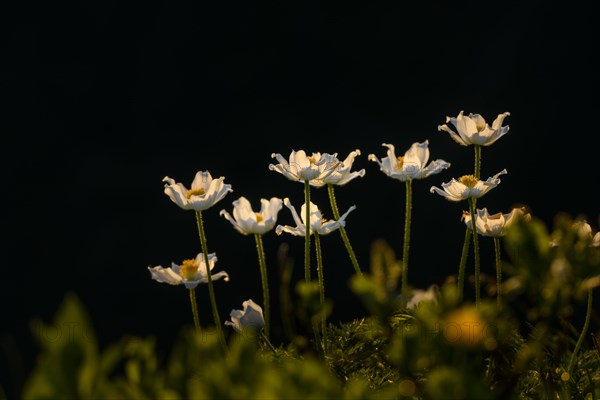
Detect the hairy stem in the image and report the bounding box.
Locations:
[195,211,227,352]
[254,234,270,340]
[327,184,361,275]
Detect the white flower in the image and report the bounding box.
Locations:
[220,196,283,235]
[551,220,600,247]
[406,285,439,309]
[368,141,450,182]
[268,150,340,182]
[148,253,229,289]
[462,207,530,237]
[224,299,265,332]
[163,171,232,211]
[310,149,366,188]
[275,197,356,236]
[438,110,510,146]
[429,169,507,202]
[593,232,600,248]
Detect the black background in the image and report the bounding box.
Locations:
[2,1,598,398]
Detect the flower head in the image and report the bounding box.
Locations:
[430,169,507,202]
[163,171,232,212]
[220,196,283,235]
[148,252,229,289]
[438,110,510,146]
[268,150,340,182]
[275,197,356,236]
[224,299,265,332]
[310,149,366,187]
[368,141,450,182]
[462,207,531,237]
[406,285,439,309]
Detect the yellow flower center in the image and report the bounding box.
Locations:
[307,156,317,164]
[255,213,263,222]
[476,123,485,131]
[458,175,478,188]
[321,217,328,225]
[179,259,198,281]
[186,188,206,199]
[396,156,404,169]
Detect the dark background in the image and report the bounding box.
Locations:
[2,1,598,398]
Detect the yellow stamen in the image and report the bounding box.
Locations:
[186,188,205,199]
[307,156,317,164]
[458,175,479,188]
[179,259,198,281]
[321,217,328,225]
[255,213,263,222]
[476,123,485,131]
[397,156,404,169]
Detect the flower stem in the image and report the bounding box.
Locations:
[260,330,277,354]
[494,237,502,307]
[314,232,326,352]
[567,289,593,377]
[327,184,361,275]
[401,180,413,300]
[278,243,296,341]
[457,226,471,303]
[195,210,227,352]
[474,145,481,179]
[468,198,481,308]
[254,234,270,340]
[304,179,311,282]
[189,288,201,332]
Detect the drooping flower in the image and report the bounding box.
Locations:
[224,299,265,332]
[462,207,531,237]
[275,198,356,236]
[310,149,366,188]
[148,252,229,289]
[438,110,510,147]
[268,150,340,182]
[429,169,507,202]
[163,171,233,211]
[220,196,283,235]
[368,141,451,182]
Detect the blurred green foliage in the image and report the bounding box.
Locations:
[22,214,600,399]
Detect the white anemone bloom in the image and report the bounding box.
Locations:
[163,171,233,211]
[275,197,356,236]
[462,207,530,237]
[406,285,439,309]
[429,169,507,202]
[224,299,265,332]
[368,141,451,182]
[438,110,510,146]
[148,252,229,289]
[268,150,340,182]
[219,196,283,235]
[551,220,600,248]
[310,149,366,188]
